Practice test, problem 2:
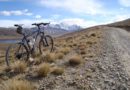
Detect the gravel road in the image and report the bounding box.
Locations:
[93,27,130,90]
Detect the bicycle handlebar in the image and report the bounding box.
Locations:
[32,22,50,26]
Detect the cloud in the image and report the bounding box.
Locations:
[51,14,60,19]
[0,9,33,16]
[119,0,130,7]
[0,19,52,27]
[40,0,104,15]
[35,15,42,19]
[59,18,101,27]
[108,14,130,23]
[0,18,104,28]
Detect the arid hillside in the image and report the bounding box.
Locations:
[0,24,130,90]
[107,18,130,31]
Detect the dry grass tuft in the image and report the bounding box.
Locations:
[69,55,82,66]
[0,79,34,90]
[0,65,11,72]
[44,52,56,62]
[11,61,27,73]
[60,47,70,55]
[33,58,42,65]
[80,50,86,55]
[51,67,64,75]
[73,43,77,46]
[56,52,64,59]
[86,41,93,45]
[90,33,96,37]
[78,44,86,50]
[37,63,50,77]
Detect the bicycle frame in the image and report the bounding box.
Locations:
[19,26,45,54]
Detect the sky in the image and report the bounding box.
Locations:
[0,0,130,27]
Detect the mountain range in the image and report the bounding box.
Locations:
[0,23,81,37]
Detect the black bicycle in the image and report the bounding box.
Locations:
[5,23,54,66]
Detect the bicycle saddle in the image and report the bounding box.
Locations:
[14,24,23,34]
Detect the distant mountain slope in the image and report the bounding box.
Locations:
[0,28,19,36]
[0,23,81,38]
[107,18,130,31]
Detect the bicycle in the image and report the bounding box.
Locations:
[5,23,54,66]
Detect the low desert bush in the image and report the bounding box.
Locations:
[37,63,50,77]
[44,52,56,62]
[80,50,86,55]
[33,58,42,65]
[86,41,93,45]
[90,33,96,37]
[73,43,77,46]
[0,65,11,72]
[0,79,34,90]
[11,61,27,73]
[56,52,64,59]
[51,67,64,75]
[78,45,86,50]
[69,55,82,66]
[60,47,70,55]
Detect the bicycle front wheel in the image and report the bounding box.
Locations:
[39,35,54,54]
[5,43,29,66]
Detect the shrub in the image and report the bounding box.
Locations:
[37,63,50,77]
[44,53,56,63]
[51,67,64,75]
[90,33,96,37]
[33,58,42,65]
[86,41,93,45]
[0,79,34,90]
[69,55,82,66]
[60,47,70,55]
[56,52,64,59]
[12,61,27,73]
[80,50,86,55]
[78,45,86,50]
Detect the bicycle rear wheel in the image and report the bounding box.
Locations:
[5,43,29,66]
[39,35,54,54]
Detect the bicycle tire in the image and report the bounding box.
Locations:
[39,35,54,54]
[5,43,29,66]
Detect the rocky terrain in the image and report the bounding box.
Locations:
[0,24,130,90]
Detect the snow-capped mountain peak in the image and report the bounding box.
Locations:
[50,23,81,31]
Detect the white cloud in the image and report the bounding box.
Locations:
[0,18,103,28]
[59,18,100,27]
[51,14,60,19]
[114,14,130,21]
[0,19,53,27]
[0,9,33,16]
[119,0,130,7]
[35,15,42,19]
[40,0,104,15]
[0,11,11,16]
[108,14,130,23]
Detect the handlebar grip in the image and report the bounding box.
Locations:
[14,24,18,27]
